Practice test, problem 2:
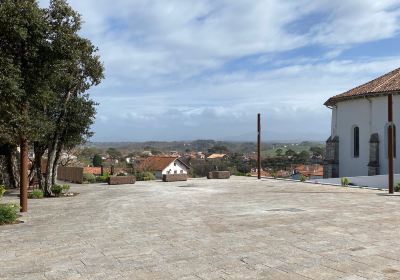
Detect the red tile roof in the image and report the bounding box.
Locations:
[325,67,400,106]
[139,156,190,172]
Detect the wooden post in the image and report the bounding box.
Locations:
[388,94,394,194]
[100,165,104,176]
[257,113,261,180]
[110,165,115,176]
[20,138,28,212]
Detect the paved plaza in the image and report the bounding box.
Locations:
[1,177,400,279]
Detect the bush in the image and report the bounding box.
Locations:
[0,203,19,225]
[83,173,96,183]
[62,184,70,194]
[28,189,44,199]
[300,174,307,182]
[395,182,400,192]
[136,171,155,181]
[116,172,127,176]
[96,172,110,183]
[0,185,5,199]
[51,184,63,197]
[341,177,350,187]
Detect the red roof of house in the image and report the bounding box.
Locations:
[325,67,400,106]
[139,156,190,171]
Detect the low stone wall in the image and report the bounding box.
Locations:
[57,166,84,184]
[108,176,136,185]
[207,171,230,179]
[163,174,188,182]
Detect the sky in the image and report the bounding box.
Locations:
[38,0,400,142]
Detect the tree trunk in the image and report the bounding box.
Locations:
[33,143,45,190]
[51,143,63,186]
[44,138,58,197]
[4,145,19,189]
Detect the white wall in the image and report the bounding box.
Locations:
[162,160,188,176]
[333,95,400,177]
[317,174,400,190]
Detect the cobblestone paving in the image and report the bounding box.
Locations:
[1,177,400,279]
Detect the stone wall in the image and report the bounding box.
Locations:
[368,133,380,176]
[323,136,339,178]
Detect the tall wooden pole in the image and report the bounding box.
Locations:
[20,137,28,212]
[257,113,261,179]
[388,94,394,194]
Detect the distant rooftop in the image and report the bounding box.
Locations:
[325,67,400,106]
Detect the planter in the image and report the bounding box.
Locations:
[108,176,136,185]
[163,174,188,182]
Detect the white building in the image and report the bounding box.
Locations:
[324,67,400,178]
[139,156,190,179]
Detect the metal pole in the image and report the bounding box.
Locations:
[20,137,28,212]
[388,94,394,194]
[257,113,261,179]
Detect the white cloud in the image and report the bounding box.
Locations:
[37,0,400,141]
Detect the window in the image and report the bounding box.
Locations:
[174,162,177,166]
[174,170,177,174]
[353,126,360,158]
[180,170,183,174]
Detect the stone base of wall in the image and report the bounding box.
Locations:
[108,176,136,185]
[163,174,188,182]
[207,171,231,179]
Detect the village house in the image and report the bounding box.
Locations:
[139,156,190,179]
[324,67,400,178]
[291,164,324,180]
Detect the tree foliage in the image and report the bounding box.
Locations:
[0,0,104,194]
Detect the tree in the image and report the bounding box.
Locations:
[39,0,104,195]
[107,148,122,159]
[0,0,51,211]
[310,146,324,157]
[0,0,104,199]
[285,149,296,157]
[93,154,102,167]
[275,148,283,156]
[296,151,310,164]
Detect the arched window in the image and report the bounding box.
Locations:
[385,123,397,158]
[353,126,360,158]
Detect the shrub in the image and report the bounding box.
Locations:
[395,182,400,192]
[0,185,5,199]
[341,177,350,187]
[0,203,19,225]
[271,172,277,179]
[96,172,110,183]
[136,171,156,181]
[116,172,127,176]
[51,184,63,197]
[28,189,44,199]
[83,173,96,183]
[300,174,307,182]
[62,184,70,194]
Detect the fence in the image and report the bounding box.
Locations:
[57,166,84,184]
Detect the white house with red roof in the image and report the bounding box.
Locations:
[139,156,190,179]
[324,67,400,178]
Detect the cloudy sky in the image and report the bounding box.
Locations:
[39,0,400,142]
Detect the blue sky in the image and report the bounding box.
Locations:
[39,0,400,142]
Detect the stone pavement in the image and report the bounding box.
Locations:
[1,177,400,279]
